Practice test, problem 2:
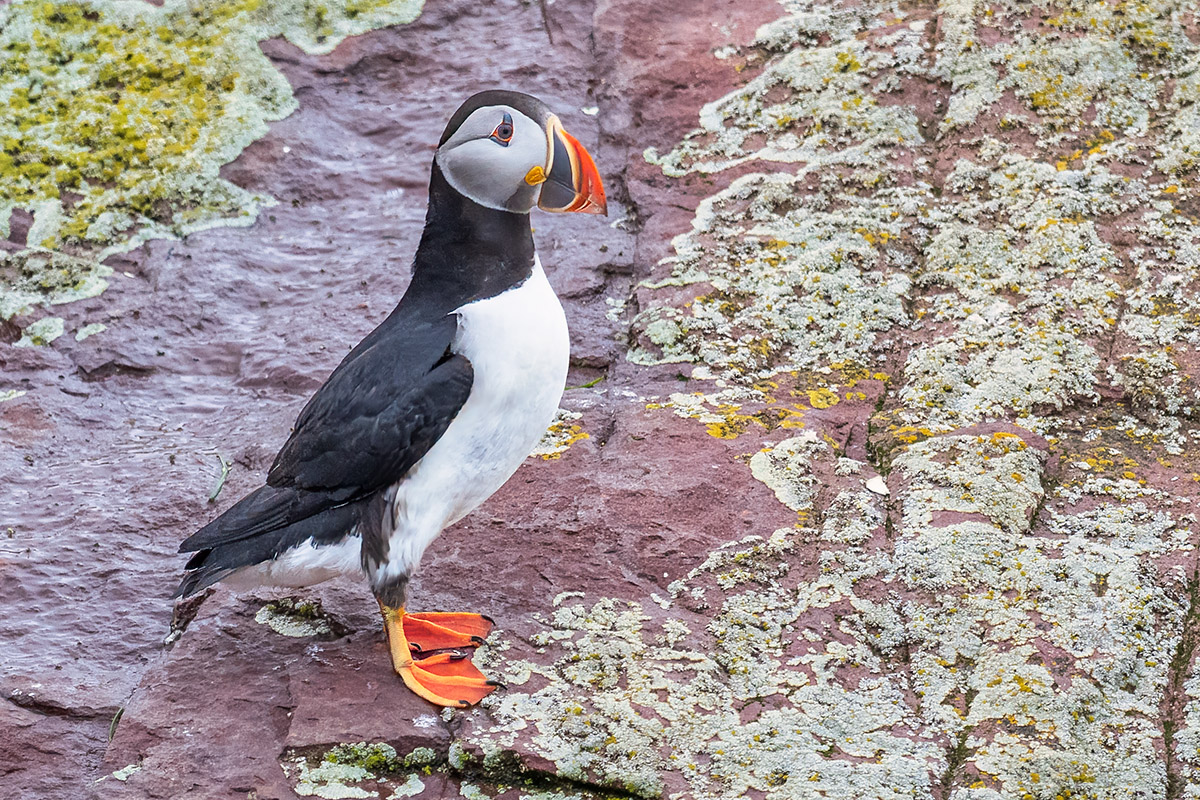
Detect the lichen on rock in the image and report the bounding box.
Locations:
[0,0,423,335]
[462,521,955,799]
[628,172,913,380]
[14,314,64,347]
[611,0,1200,795]
[461,409,1194,795]
[255,596,337,638]
[748,431,825,513]
[632,1,922,437]
[286,753,377,799]
[934,0,1168,138]
[643,2,924,177]
[896,152,1145,435]
[633,0,1200,454]
[283,742,439,800]
[531,409,590,460]
[891,431,1190,797]
[40,0,1200,796]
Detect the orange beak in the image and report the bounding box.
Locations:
[537,116,607,215]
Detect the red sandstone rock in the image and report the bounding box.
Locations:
[7,0,1200,798]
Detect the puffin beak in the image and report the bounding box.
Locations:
[536,116,607,215]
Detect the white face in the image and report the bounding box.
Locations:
[435,105,548,213]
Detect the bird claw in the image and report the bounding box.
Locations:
[409,645,472,660]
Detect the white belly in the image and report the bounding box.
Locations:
[223,535,363,590]
[372,257,569,586]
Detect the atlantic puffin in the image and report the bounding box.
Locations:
[176,90,606,707]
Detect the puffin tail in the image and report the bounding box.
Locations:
[174,550,231,598]
[174,488,363,598]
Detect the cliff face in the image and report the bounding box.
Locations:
[3,1,1200,798]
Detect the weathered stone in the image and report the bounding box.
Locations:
[6,0,1200,798]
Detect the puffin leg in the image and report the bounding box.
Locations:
[379,602,499,707]
[404,612,495,653]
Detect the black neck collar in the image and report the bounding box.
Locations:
[405,163,535,314]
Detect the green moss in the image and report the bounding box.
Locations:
[285,743,446,799]
[0,248,111,321]
[0,0,423,337]
[285,739,641,800]
[325,742,401,773]
[254,596,336,637]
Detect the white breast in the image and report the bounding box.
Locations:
[372,257,569,586]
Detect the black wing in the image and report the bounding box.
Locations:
[179,310,473,554]
[267,312,472,493]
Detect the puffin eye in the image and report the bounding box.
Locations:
[489,112,514,146]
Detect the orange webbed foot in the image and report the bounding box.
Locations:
[379,603,500,708]
[398,651,501,707]
[404,611,495,654]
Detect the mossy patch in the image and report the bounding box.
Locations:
[282,739,638,799]
[284,742,410,800]
[324,742,403,773]
[0,248,112,321]
[254,596,338,638]
[0,0,423,336]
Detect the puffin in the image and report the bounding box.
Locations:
[175,90,606,708]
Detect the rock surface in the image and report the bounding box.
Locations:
[3,0,1200,799]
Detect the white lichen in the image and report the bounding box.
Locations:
[254,598,334,638]
[14,315,64,347]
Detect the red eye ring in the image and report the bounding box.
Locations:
[490,112,514,146]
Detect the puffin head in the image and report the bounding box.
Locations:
[435,90,607,216]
